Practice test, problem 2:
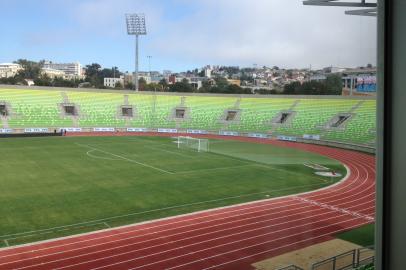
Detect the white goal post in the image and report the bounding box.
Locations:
[176,136,209,152]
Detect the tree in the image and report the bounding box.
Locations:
[85,63,102,88]
[283,76,340,95]
[144,82,161,92]
[284,81,301,94]
[158,78,168,91]
[214,77,229,89]
[14,59,43,81]
[34,74,52,86]
[198,70,205,77]
[85,63,101,78]
[225,84,251,94]
[168,80,194,93]
[325,74,342,95]
[198,80,212,93]
[114,81,123,89]
[138,77,147,91]
[125,81,134,90]
[240,73,253,83]
[100,68,121,80]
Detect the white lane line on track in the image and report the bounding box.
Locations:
[199,221,372,270]
[76,143,174,174]
[0,142,376,268]
[18,201,375,270]
[293,196,375,222]
[302,154,373,204]
[11,203,348,269]
[5,197,376,269]
[303,159,375,209]
[3,201,318,268]
[123,215,372,270]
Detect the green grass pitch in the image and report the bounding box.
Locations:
[0,136,346,247]
[336,224,375,247]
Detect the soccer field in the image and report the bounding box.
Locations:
[0,136,346,247]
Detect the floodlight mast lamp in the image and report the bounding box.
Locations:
[126,13,147,91]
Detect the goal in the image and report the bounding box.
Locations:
[177,136,209,152]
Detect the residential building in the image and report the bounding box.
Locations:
[104,76,124,88]
[162,70,172,77]
[227,79,241,86]
[41,68,66,79]
[0,63,22,78]
[43,61,82,78]
[204,66,212,78]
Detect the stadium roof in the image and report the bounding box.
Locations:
[303,0,377,16]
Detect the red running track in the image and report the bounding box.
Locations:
[0,134,375,270]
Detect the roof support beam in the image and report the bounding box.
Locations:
[345,8,378,16]
[303,0,377,8]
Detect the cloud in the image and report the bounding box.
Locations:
[69,0,165,37]
[148,0,377,69]
[2,0,376,71]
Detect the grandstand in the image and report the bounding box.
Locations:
[0,88,376,145]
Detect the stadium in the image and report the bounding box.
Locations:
[0,86,376,269]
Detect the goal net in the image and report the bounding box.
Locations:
[177,136,209,152]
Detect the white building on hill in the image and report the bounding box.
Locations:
[43,61,82,78]
[41,68,66,79]
[104,76,124,88]
[0,63,22,78]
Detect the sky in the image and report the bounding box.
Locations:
[0,0,377,73]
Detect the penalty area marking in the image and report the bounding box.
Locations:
[86,149,121,161]
[175,164,255,174]
[76,143,173,174]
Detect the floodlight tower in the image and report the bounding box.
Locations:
[126,13,147,91]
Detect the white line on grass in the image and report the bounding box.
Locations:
[0,183,327,241]
[4,223,109,242]
[86,150,121,161]
[175,164,255,174]
[76,143,173,174]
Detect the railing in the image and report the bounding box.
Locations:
[356,246,375,267]
[312,249,357,270]
[310,247,374,270]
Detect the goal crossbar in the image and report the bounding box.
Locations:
[176,136,209,152]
